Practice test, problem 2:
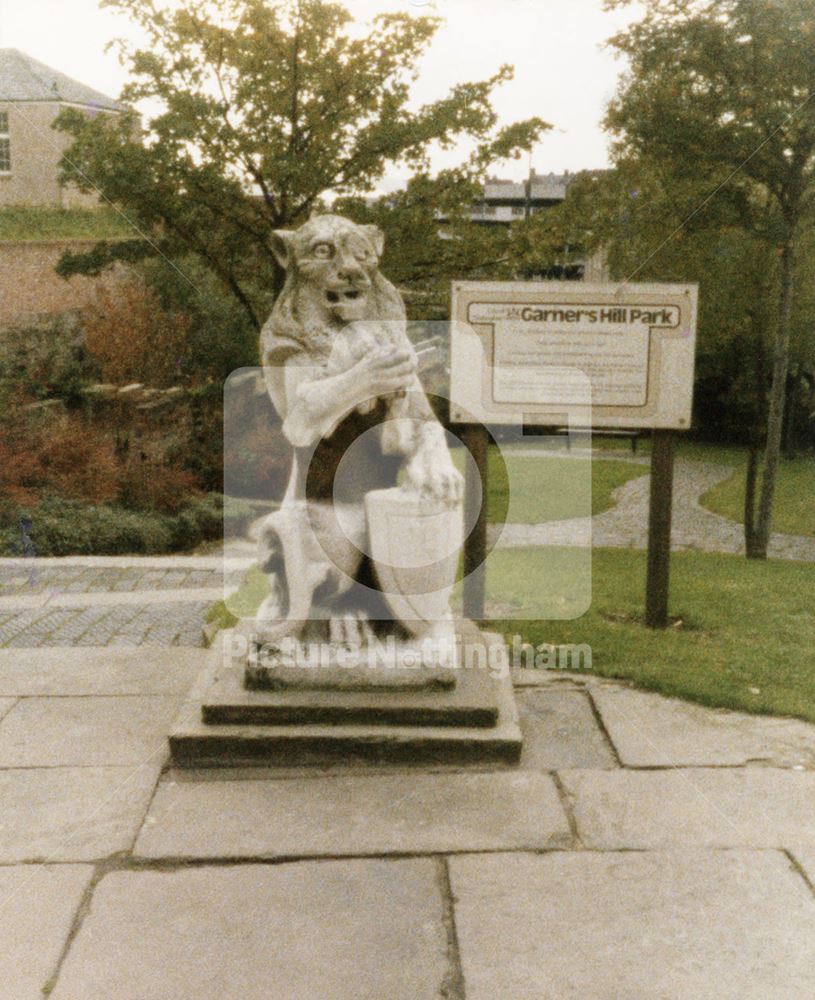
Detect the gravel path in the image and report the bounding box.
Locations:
[491,453,815,562]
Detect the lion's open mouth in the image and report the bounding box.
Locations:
[326,289,362,305]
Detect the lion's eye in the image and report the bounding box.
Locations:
[312,243,334,259]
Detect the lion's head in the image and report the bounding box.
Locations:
[264,214,406,363]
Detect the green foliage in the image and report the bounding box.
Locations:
[142,257,260,378]
[0,315,98,402]
[605,0,815,216]
[0,492,234,556]
[604,0,815,552]
[56,0,548,328]
[0,496,174,556]
[335,176,516,320]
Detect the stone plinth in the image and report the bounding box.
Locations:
[169,625,521,767]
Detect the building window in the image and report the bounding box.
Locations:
[512,205,525,217]
[0,112,10,173]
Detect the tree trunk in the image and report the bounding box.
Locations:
[782,369,801,458]
[743,444,761,556]
[751,230,796,559]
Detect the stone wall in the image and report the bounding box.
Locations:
[0,239,122,328]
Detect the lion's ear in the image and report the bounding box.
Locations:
[362,225,385,259]
[270,230,295,270]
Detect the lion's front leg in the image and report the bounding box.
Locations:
[404,423,464,507]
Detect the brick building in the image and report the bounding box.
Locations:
[0,49,124,209]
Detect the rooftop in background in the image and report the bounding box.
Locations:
[468,169,607,227]
[0,48,124,112]
[484,171,574,203]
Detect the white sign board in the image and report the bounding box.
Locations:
[450,281,698,429]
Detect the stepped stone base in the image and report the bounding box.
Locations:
[169,625,522,767]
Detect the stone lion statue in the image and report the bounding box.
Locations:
[254,214,463,654]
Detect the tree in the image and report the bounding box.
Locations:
[57,0,548,330]
[336,173,516,321]
[605,0,815,558]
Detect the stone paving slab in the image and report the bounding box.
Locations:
[592,686,815,768]
[51,859,449,1000]
[0,695,182,767]
[561,768,815,849]
[0,697,15,721]
[0,647,201,696]
[0,864,93,1000]
[449,849,815,1000]
[0,765,160,862]
[517,689,617,770]
[135,770,570,859]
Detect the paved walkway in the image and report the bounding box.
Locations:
[1,628,814,999]
[0,560,242,648]
[492,450,815,561]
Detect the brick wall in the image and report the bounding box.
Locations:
[0,239,123,328]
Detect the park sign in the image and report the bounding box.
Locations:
[449,281,698,429]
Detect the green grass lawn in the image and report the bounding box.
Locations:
[701,455,815,538]
[491,546,815,723]
[207,565,270,632]
[0,207,133,241]
[450,448,644,524]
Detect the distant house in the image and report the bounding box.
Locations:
[0,49,125,209]
[438,169,609,281]
[470,172,577,225]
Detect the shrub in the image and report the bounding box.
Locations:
[1,496,174,556]
[0,492,234,556]
[33,415,121,505]
[0,408,120,508]
[116,453,203,514]
[167,492,224,549]
[83,279,192,388]
[0,314,97,402]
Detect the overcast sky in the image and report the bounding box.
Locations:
[0,0,644,186]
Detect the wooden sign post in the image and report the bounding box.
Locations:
[645,430,676,628]
[460,423,489,621]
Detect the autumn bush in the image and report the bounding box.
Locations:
[0,260,264,553]
[0,397,232,554]
[0,403,119,508]
[84,279,192,387]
